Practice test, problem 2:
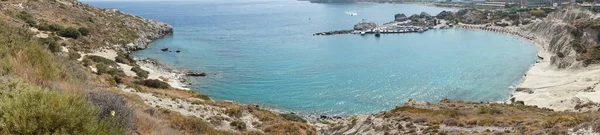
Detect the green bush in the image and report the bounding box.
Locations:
[48,24,66,31]
[96,63,109,75]
[60,27,82,39]
[16,11,36,26]
[68,51,81,60]
[135,79,170,89]
[131,66,149,79]
[78,27,90,36]
[0,79,125,135]
[87,55,117,67]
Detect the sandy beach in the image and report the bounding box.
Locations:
[457,23,600,111]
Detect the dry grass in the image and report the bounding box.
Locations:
[263,122,316,135]
[384,100,600,134]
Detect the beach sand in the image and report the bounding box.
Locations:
[457,24,600,111]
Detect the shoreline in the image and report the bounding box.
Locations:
[456,23,600,112]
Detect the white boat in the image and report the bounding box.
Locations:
[345,11,358,16]
[360,31,366,35]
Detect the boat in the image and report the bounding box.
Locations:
[360,31,366,35]
[345,11,358,16]
[374,30,381,37]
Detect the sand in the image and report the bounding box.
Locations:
[513,38,600,111]
[456,24,600,111]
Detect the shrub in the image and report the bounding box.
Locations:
[135,79,170,89]
[225,108,243,118]
[163,109,236,135]
[478,106,502,115]
[280,113,307,123]
[16,11,36,26]
[131,66,149,79]
[115,53,132,65]
[230,120,247,131]
[48,24,65,31]
[78,27,90,36]
[68,51,81,60]
[87,90,135,130]
[36,24,50,31]
[60,27,82,39]
[0,79,124,134]
[263,122,316,135]
[87,55,117,66]
[530,9,546,18]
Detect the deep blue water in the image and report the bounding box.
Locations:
[87,0,538,116]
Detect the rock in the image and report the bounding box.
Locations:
[515,101,525,105]
[353,22,376,31]
[419,12,431,18]
[186,72,207,77]
[436,11,454,20]
[175,50,181,53]
[394,13,408,22]
[161,47,168,52]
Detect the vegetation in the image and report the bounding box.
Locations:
[280,113,307,123]
[135,79,171,89]
[131,66,149,78]
[0,79,125,135]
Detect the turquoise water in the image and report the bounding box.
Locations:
[87,0,539,116]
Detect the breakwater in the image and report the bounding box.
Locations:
[456,24,536,41]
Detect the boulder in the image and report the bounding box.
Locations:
[186,72,207,77]
[353,22,377,30]
[394,13,408,22]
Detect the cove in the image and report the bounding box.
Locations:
[87,0,539,116]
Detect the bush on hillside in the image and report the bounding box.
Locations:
[135,79,170,89]
[48,24,66,31]
[78,27,90,36]
[0,79,125,134]
[68,51,81,60]
[87,55,117,66]
[87,90,135,130]
[60,27,82,39]
[131,66,149,79]
[16,11,36,26]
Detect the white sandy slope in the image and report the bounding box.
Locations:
[514,38,600,111]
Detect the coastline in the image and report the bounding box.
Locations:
[457,23,600,112]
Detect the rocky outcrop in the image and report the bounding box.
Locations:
[395,13,408,22]
[127,18,173,50]
[521,7,598,68]
[436,11,455,20]
[353,22,377,30]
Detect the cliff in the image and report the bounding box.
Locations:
[0,0,173,51]
[521,6,600,68]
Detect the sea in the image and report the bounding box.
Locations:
[86,0,539,116]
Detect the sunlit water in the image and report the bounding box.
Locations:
[87,0,538,116]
